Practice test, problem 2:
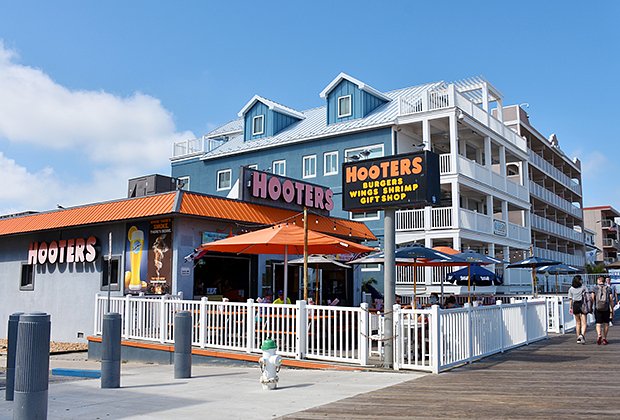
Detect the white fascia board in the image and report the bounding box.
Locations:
[205,128,243,139]
[319,72,391,102]
[237,95,305,120]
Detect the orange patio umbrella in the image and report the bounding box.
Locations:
[197,224,374,302]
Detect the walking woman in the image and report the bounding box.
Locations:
[568,275,588,344]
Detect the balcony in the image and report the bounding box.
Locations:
[395,207,529,243]
[530,214,584,243]
[533,247,585,268]
[172,136,226,159]
[601,219,619,230]
[602,238,620,249]
[528,150,582,195]
[398,86,527,152]
[529,181,583,219]
[458,157,529,202]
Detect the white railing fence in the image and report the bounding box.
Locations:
[394,299,547,373]
[94,295,555,372]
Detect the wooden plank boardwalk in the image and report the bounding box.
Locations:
[283,317,620,419]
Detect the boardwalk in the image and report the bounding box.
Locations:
[284,318,620,419]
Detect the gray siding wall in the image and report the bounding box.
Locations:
[326,80,387,124]
[0,223,127,342]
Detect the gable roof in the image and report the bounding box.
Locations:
[0,191,375,242]
[319,72,392,102]
[197,81,442,160]
[237,95,305,120]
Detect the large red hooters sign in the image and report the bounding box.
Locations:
[342,151,440,211]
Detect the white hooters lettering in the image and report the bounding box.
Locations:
[27,236,98,265]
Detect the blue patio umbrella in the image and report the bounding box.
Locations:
[537,263,580,293]
[395,244,455,304]
[452,250,506,303]
[447,265,502,286]
[506,257,561,296]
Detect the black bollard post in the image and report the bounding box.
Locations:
[101,312,122,388]
[5,312,23,401]
[13,312,50,420]
[174,311,192,379]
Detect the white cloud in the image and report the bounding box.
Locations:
[0,41,195,214]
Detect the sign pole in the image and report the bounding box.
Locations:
[383,208,396,369]
[107,232,112,313]
[303,207,309,301]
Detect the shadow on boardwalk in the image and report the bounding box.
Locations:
[283,318,620,419]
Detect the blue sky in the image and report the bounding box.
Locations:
[0,1,619,214]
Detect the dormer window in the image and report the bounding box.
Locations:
[252,115,264,135]
[337,95,352,118]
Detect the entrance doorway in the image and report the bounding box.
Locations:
[272,262,300,301]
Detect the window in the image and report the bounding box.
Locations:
[20,264,34,291]
[252,115,264,135]
[303,155,316,178]
[101,257,120,291]
[361,263,381,272]
[247,164,258,170]
[338,95,352,118]
[350,211,380,221]
[324,151,339,176]
[217,169,232,190]
[177,176,190,191]
[345,144,384,161]
[273,160,286,176]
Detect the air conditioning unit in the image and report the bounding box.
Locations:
[127,174,177,198]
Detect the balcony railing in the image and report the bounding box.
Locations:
[530,214,584,243]
[396,207,453,231]
[439,153,452,174]
[534,247,585,267]
[528,151,581,195]
[602,238,620,249]
[172,136,226,159]
[529,181,583,219]
[398,87,527,152]
[601,219,618,230]
[457,156,528,201]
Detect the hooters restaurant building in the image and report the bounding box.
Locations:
[0,183,373,342]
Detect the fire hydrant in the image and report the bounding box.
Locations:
[258,339,282,390]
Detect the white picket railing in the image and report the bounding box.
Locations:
[394,299,547,373]
[94,295,557,373]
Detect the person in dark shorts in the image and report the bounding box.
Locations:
[568,275,588,344]
[592,276,614,345]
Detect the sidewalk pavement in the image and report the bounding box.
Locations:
[0,353,424,420]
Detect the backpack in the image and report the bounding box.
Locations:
[595,285,610,311]
[582,289,592,314]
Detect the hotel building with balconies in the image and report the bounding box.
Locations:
[171,73,583,296]
[499,106,586,269]
[584,205,620,265]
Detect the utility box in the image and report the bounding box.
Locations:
[128,174,177,198]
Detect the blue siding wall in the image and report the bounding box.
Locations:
[171,127,392,237]
[244,102,269,141]
[327,80,387,124]
[243,101,301,141]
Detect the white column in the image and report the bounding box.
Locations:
[499,145,506,177]
[482,82,489,112]
[449,114,458,172]
[451,180,460,229]
[422,118,431,150]
[486,195,494,217]
[425,237,433,285]
[496,99,504,122]
[502,200,509,224]
[453,235,461,251]
[484,137,492,168]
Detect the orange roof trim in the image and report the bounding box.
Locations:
[0,191,375,241]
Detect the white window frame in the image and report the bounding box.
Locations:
[324,151,339,176]
[337,95,352,118]
[101,255,121,291]
[247,164,258,170]
[349,211,381,221]
[252,115,264,135]
[302,155,317,179]
[344,144,385,161]
[361,263,381,272]
[177,176,190,191]
[272,160,286,176]
[216,169,232,191]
